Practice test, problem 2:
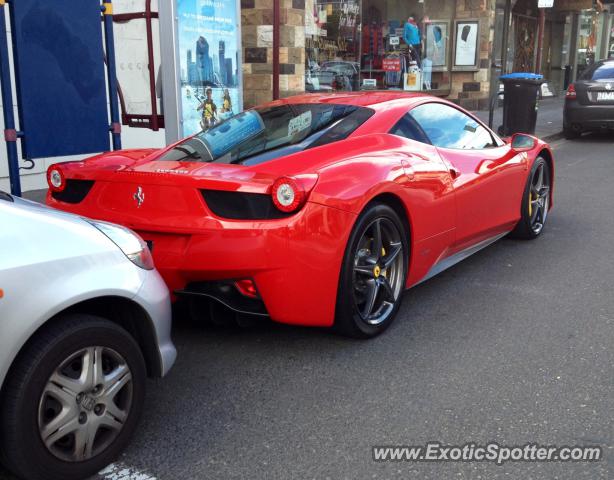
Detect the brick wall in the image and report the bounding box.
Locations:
[449,0,494,110]
[241,0,305,108]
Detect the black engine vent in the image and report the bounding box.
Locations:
[201,189,291,220]
[51,179,95,204]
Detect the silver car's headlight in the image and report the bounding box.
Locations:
[87,220,154,270]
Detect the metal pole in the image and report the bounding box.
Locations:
[500,0,512,75]
[145,0,159,131]
[272,0,280,100]
[0,1,21,196]
[535,8,546,74]
[488,91,505,129]
[102,1,122,150]
[158,0,182,143]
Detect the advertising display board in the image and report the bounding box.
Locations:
[453,20,480,70]
[175,0,242,137]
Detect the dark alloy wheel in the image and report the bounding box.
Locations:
[335,203,408,338]
[0,315,146,480]
[510,156,551,240]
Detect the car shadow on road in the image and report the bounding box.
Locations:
[568,131,614,143]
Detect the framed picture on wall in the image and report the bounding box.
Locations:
[424,21,450,71]
[453,20,480,71]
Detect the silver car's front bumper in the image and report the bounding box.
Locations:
[134,269,177,377]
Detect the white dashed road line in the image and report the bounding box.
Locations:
[98,463,157,480]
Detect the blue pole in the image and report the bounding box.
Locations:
[0,1,21,196]
[102,1,121,150]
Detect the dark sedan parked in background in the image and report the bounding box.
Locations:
[564,59,614,139]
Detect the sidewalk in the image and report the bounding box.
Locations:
[472,95,565,141]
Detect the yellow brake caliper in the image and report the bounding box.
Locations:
[381,247,387,277]
[528,190,534,217]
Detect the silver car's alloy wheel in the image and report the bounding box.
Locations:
[38,347,133,462]
[352,217,405,326]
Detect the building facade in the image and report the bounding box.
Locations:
[239,0,614,111]
[242,0,498,110]
[492,0,614,94]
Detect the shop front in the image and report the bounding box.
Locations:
[493,0,613,95]
[303,0,494,109]
[551,2,613,88]
[602,2,614,58]
[573,6,610,78]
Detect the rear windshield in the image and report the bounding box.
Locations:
[159,104,374,166]
[580,62,614,81]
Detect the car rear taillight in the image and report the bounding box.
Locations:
[271,177,305,213]
[46,165,66,192]
[566,83,576,99]
[270,175,318,214]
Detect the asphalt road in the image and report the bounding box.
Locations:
[2,134,613,480]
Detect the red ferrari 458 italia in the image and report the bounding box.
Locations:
[47,92,554,337]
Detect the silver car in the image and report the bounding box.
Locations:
[0,191,176,480]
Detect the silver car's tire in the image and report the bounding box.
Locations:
[0,314,146,480]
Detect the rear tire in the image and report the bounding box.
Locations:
[334,203,409,338]
[0,315,146,480]
[563,124,580,139]
[510,156,551,240]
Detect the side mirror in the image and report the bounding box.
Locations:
[510,133,537,152]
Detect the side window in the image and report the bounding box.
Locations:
[390,114,431,145]
[409,103,497,150]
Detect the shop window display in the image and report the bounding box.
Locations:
[305,0,362,92]
[359,0,453,92]
[574,10,609,79]
[305,0,453,93]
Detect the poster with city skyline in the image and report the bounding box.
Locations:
[177,0,242,136]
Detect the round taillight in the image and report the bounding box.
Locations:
[47,166,65,192]
[271,177,305,213]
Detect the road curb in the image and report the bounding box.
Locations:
[541,131,565,142]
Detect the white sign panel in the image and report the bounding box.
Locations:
[454,21,478,67]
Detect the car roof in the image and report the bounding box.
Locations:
[271,91,431,109]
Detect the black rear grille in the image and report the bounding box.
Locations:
[51,179,95,204]
[201,189,291,220]
[177,281,269,316]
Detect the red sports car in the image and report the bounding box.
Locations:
[46,92,554,337]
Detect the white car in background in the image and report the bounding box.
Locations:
[0,191,176,480]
